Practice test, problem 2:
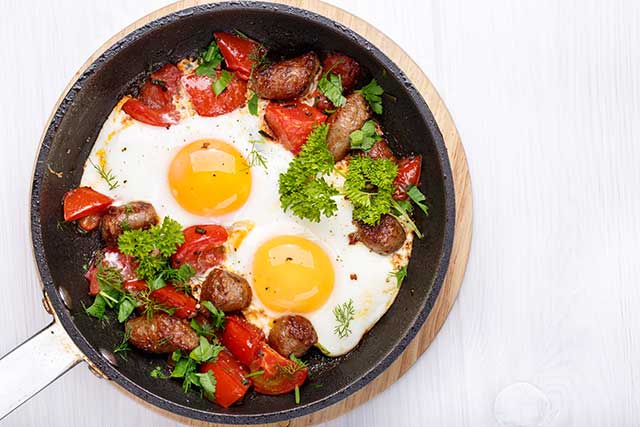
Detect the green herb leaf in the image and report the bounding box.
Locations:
[344,156,397,225]
[244,370,265,379]
[248,91,259,116]
[149,276,166,292]
[189,336,224,363]
[212,70,234,96]
[117,296,136,322]
[391,199,423,239]
[349,120,382,151]
[279,124,339,222]
[196,370,217,400]
[85,294,106,319]
[357,79,384,114]
[289,353,307,369]
[190,318,216,338]
[171,357,196,379]
[150,366,170,379]
[406,185,429,215]
[333,298,355,339]
[318,73,346,107]
[201,301,226,330]
[389,266,408,287]
[294,385,301,404]
[89,158,119,190]
[196,40,224,77]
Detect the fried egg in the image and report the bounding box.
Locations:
[81,96,413,357]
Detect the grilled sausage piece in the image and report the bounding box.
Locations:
[250,52,320,100]
[326,92,371,161]
[126,313,199,354]
[101,201,159,247]
[268,315,318,358]
[200,268,252,312]
[350,214,406,255]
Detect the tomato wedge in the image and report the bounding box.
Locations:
[149,285,197,319]
[264,102,327,155]
[393,155,422,200]
[182,73,247,117]
[63,187,113,222]
[77,213,102,232]
[200,351,250,408]
[367,140,397,162]
[85,248,137,295]
[122,64,182,127]
[122,279,148,294]
[171,225,228,274]
[214,32,264,80]
[249,342,308,395]
[220,315,265,367]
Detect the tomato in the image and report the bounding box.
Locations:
[310,89,334,111]
[85,248,137,295]
[322,52,360,92]
[367,140,397,162]
[264,102,327,155]
[200,351,250,408]
[122,64,182,127]
[149,285,197,318]
[77,213,101,232]
[214,32,264,80]
[171,225,228,274]
[220,315,265,366]
[249,342,308,395]
[393,155,422,200]
[182,73,247,117]
[122,279,147,294]
[63,187,113,222]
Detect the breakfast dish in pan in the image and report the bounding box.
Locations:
[60,30,428,407]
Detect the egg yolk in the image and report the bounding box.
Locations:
[168,139,251,216]
[253,236,334,313]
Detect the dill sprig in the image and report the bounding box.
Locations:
[89,158,119,190]
[333,299,355,339]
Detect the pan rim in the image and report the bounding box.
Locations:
[29,1,456,424]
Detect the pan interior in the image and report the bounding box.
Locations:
[31,2,454,423]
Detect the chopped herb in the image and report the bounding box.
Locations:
[315,342,330,355]
[195,226,207,234]
[197,370,217,400]
[389,266,408,287]
[356,79,384,114]
[333,298,355,339]
[190,318,216,338]
[406,185,429,215]
[200,301,226,330]
[89,158,119,190]
[212,70,234,96]
[150,366,170,379]
[344,156,397,225]
[233,29,250,39]
[312,383,324,389]
[85,294,107,319]
[248,91,259,116]
[247,138,268,170]
[117,295,136,322]
[113,327,131,360]
[244,370,265,379]
[289,353,307,369]
[391,199,423,239]
[294,385,301,404]
[189,336,224,364]
[279,124,339,222]
[56,220,69,231]
[324,109,337,114]
[148,276,167,292]
[349,120,382,151]
[150,79,167,91]
[318,73,346,107]
[196,39,224,77]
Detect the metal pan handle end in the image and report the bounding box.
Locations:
[0,321,83,420]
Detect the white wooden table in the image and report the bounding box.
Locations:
[2,0,639,425]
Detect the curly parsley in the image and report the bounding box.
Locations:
[344,156,398,225]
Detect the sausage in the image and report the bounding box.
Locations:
[349,214,406,255]
[250,52,320,100]
[101,201,159,247]
[126,313,199,354]
[268,315,318,358]
[326,92,371,161]
[200,268,252,312]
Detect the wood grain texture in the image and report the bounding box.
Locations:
[3,0,640,426]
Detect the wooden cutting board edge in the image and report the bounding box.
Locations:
[62,0,473,425]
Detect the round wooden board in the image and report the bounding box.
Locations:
[50,0,472,425]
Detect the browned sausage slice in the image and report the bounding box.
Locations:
[200,268,252,312]
[326,92,371,161]
[268,315,318,358]
[349,214,406,255]
[126,313,199,354]
[250,52,320,100]
[101,201,159,247]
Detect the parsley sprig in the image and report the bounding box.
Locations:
[389,265,408,287]
[318,73,346,107]
[196,40,224,78]
[356,79,384,114]
[349,120,382,151]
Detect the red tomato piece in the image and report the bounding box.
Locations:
[171,225,228,274]
[322,52,360,92]
[310,89,334,111]
[77,213,102,232]
[122,98,180,127]
[183,73,247,117]
[85,248,138,295]
[393,155,422,200]
[264,102,327,155]
[367,140,397,162]
[214,32,264,80]
[220,315,265,367]
[148,64,183,94]
[149,285,197,319]
[249,342,308,395]
[122,279,148,294]
[200,351,250,408]
[63,187,113,222]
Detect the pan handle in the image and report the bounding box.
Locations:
[0,320,83,420]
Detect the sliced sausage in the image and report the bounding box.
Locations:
[326,92,371,161]
[250,52,320,100]
[268,315,318,358]
[200,268,252,312]
[349,214,406,255]
[101,201,159,247]
[126,313,199,354]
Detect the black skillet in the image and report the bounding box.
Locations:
[0,2,454,424]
